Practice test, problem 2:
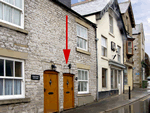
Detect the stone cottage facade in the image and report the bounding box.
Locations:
[0,0,97,112]
[119,1,135,92]
[132,23,145,88]
[72,0,126,100]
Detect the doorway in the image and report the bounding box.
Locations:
[44,70,59,113]
[63,73,74,110]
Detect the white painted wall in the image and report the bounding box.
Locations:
[86,11,124,93]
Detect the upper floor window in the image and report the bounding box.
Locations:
[127,41,133,55]
[101,36,107,57]
[117,46,121,63]
[109,15,113,34]
[0,0,24,28]
[78,69,89,94]
[0,57,24,100]
[77,24,88,51]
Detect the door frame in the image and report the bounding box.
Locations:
[43,70,59,112]
[63,73,75,110]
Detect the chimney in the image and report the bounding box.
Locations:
[57,0,71,8]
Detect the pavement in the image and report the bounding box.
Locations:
[62,88,150,113]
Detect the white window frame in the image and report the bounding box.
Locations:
[0,56,25,100]
[117,46,121,63]
[78,69,89,94]
[101,36,107,57]
[109,14,113,34]
[76,23,88,51]
[0,0,24,29]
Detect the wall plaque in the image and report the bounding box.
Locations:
[31,75,40,80]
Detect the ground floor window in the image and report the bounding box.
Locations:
[78,69,89,94]
[124,67,128,85]
[102,68,107,88]
[111,69,118,89]
[0,57,24,99]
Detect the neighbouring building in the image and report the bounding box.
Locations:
[72,0,126,100]
[132,23,146,88]
[119,0,135,92]
[145,53,150,79]
[0,0,97,112]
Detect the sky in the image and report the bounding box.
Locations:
[118,0,150,57]
[71,0,150,57]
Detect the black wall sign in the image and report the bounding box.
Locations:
[31,75,40,80]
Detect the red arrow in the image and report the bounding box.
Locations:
[63,15,71,64]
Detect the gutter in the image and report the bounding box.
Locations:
[95,26,99,101]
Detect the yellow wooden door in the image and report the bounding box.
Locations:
[44,71,59,113]
[63,73,74,110]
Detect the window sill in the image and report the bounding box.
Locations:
[76,48,91,55]
[77,93,91,97]
[0,21,28,35]
[0,98,30,105]
[109,32,115,38]
[101,56,109,61]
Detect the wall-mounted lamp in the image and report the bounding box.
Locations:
[68,64,71,69]
[51,64,57,70]
[75,77,78,81]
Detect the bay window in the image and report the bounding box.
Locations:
[127,41,133,55]
[77,24,88,51]
[0,0,24,28]
[78,69,89,94]
[0,57,24,100]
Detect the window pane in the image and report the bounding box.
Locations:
[85,71,87,80]
[14,80,21,95]
[0,3,2,19]
[13,9,21,26]
[4,0,14,5]
[83,40,86,49]
[77,25,80,36]
[78,81,81,91]
[128,42,132,47]
[0,59,4,76]
[77,37,79,47]
[15,61,22,77]
[6,60,13,76]
[5,79,13,95]
[15,0,22,8]
[0,79,3,95]
[78,70,81,80]
[102,68,107,87]
[79,38,83,48]
[82,71,84,80]
[83,82,87,91]
[128,48,132,54]
[4,5,12,23]
[81,82,83,91]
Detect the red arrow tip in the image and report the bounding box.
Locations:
[63,49,71,64]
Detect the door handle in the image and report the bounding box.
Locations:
[71,87,73,90]
[44,88,46,92]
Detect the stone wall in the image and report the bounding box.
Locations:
[0,0,96,112]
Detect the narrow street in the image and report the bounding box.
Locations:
[107,95,150,113]
[62,88,150,113]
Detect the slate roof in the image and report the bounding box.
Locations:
[132,24,141,34]
[119,1,130,14]
[71,0,110,16]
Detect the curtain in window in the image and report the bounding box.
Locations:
[14,80,21,95]
[0,3,2,19]
[4,5,12,23]
[101,37,106,48]
[0,79,3,95]
[15,0,22,8]
[13,9,21,26]
[5,79,13,95]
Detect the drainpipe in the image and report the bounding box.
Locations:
[94,26,99,101]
